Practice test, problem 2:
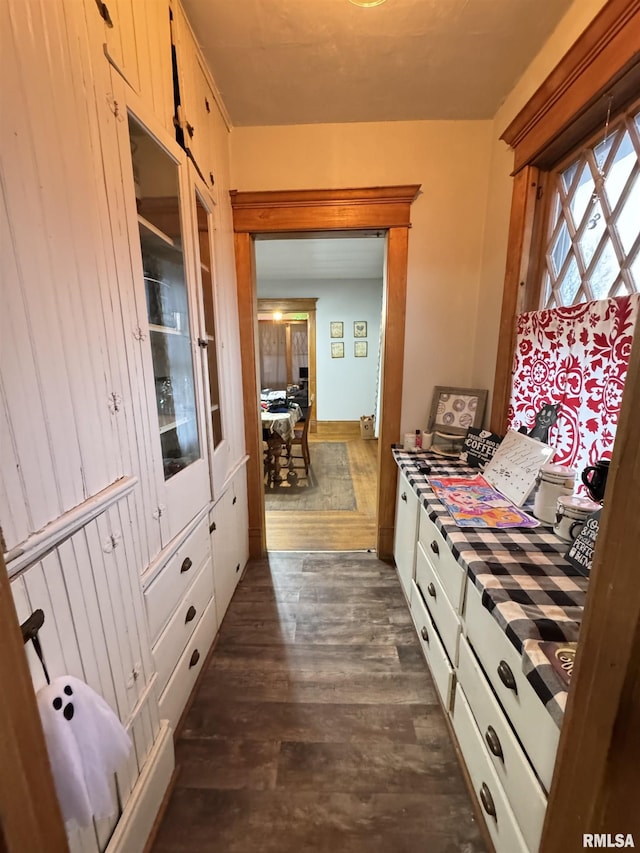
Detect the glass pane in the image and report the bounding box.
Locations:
[568,162,593,229]
[195,194,224,450]
[589,238,620,300]
[550,220,571,275]
[561,161,579,194]
[129,116,201,481]
[557,254,581,305]
[614,171,640,254]
[629,250,640,290]
[577,197,606,270]
[604,130,635,210]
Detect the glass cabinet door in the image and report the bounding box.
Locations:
[128,116,200,481]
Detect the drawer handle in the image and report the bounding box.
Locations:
[401,492,407,502]
[427,582,436,598]
[497,660,518,693]
[185,605,197,624]
[485,726,504,761]
[430,540,439,556]
[420,626,429,643]
[180,557,193,574]
[189,649,200,668]
[479,783,497,820]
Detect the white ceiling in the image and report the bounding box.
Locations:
[256,236,385,282]
[182,0,573,127]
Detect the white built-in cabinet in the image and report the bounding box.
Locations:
[2,1,249,851]
[393,471,420,601]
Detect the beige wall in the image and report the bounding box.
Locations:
[229,0,608,435]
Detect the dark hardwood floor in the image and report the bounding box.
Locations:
[151,552,486,853]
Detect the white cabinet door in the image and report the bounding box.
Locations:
[393,470,419,601]
[210,469,249,625]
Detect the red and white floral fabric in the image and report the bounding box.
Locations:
[508,295,639,485]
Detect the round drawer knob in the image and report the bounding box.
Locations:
[180,557,193,574]
[430,540,439,556]
[427,582,436,598]
[420,626,429,643]
[185,605,197,624]
[401,492,407,503]
[189,648,200,668]
[485,726,504,761]
[480,783,497,820]
[497,660,518,693]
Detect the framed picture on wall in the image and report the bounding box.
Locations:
[330,321,343,338]
[354,321,367,338]
[354,341,368,358]
[331,341,345,358]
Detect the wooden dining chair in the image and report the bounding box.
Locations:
[288,394,314,475]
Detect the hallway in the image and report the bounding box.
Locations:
[151,552,486,852]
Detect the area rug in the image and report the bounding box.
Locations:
[265,441,357,511]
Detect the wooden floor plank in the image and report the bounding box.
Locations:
[151,552,486,853]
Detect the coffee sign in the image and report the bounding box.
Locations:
[460,428,503,468]
[566,509,601,577]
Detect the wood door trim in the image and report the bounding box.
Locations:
[231,186,420,558]
[0,552,69,852]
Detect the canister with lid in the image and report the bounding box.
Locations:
[533,464,576,524]
[554,495,601,543]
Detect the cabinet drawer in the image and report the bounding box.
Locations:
[452,686,529,853]
[416,542,461,665]
[409,580,454,712]
[418,506,465,612]
[458,637,547,851]
[159,596,217,731]
[145,518,210,644]
[464,580,560,792]
[153,559,215,696]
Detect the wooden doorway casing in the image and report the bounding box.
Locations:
[257,297,317,432]
[230,186,421,559]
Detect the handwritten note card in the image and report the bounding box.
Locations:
[483,430,555,506]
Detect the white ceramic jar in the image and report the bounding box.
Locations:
[554,495,601,543]
[533,464,577,524]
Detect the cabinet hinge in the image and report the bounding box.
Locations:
[536,185,544,200]
[205,97,211,114]
[95,0,114,27]
[209,172,215,187]
[197,338,208,349]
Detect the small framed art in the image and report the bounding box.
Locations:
[331,341,345,358]
[354,321,367,338]
[354,341,368,358]
[427,386,488,436]
[330,321,343,338]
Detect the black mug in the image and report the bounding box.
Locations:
[581,459,610,503]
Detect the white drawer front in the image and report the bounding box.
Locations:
[464,580,560,792]
[452,686,529,853]
[409,580,454,712]
[416,542,461,666]
[418,506,466,612]
[458,637,547,851]
[145,518,210,644]
[159,596,217,731]
[153,559,215,696]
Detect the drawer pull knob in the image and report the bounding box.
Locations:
[180,557,193,574]
[420,626,429,643]
[427,582,436,598]
[401,492,407,503]
[480,783,497,820]
[430,540,439,556]
[185,605,197,624]
[485,726,504,761]
[189,649,200,668]
[497,660,518,693]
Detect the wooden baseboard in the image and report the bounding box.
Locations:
[107,720,175,853]
[316,421,361,437]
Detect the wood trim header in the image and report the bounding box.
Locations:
[229,186,421,233]
[501,0,640,172]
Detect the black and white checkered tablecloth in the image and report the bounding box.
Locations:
[393,448,588,727]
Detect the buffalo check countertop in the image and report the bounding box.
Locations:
[393,447,588,727]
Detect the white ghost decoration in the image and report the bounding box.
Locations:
[37,675,132,828]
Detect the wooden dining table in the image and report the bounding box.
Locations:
[261,402,303,483]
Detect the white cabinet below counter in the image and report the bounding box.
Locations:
[393,469,419,602]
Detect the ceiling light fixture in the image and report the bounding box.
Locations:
[349,0,387,7]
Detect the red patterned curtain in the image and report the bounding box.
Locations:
[508,295,639,482]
